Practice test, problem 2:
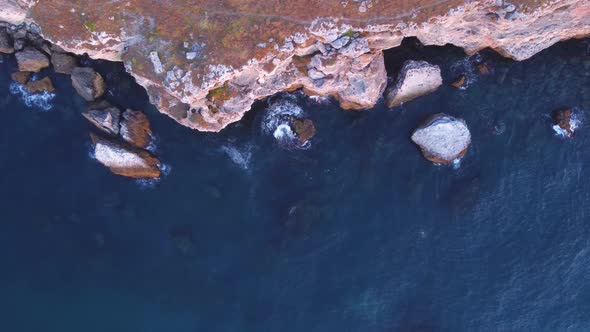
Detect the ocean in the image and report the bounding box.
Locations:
[0,37,589,331]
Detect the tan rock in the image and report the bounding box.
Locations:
[71,67,105,101]
[411,113,471,165]
[90,133,160,179]
[83,107,121,136]
[24,76,55,93]
[51,52,78,74]
[10,71,31,85]
[15,47,49,72]
[386,60,442,108]
[120,109,152,149]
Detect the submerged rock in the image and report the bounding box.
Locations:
[51,52,78,74]
[71,67,105,101]
[83,106,121,136]
[0,29,14,54]
[552,108,576,137]
[386,60,442,108]
[411,113,471,165]
[10,71,30,85]
[15,47,49,72]
[120,109,152,149]
[451,75,466,89]
[90,133,160,179]
[24,76,54,93]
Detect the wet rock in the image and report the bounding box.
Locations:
[451,75,466,88]
[15,47,50,72]
[13,38,25,51]
[51,52,78,74]
[90,133,160,179]
[71,67,105,101]
[120,109,152,149]
[292,118,316,144]
[0,29,14,53]
[83,106,121,136]
[477,63,491,75]
[411,113,471,165]
[552,108,575,137]
[10,71,30,85]
[386,60,442,108]
[24,76,54,93]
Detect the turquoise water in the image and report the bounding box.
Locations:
[0,38,589,331]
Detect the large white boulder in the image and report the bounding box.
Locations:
[386,60,442,108]
[411,113,471,165]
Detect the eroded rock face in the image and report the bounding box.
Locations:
[90,133,160,179]
[71,67,105,101]
[15,46,49,72]
[411,113,471,165]
[120,109,152,149]
[386,60,442,108]
[7,0,590,131]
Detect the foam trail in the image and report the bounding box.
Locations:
[9,82,55,111]
[221,145,252,171]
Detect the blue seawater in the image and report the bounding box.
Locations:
[0,38,589,332]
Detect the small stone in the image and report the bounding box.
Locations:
[292,118,316,144]
[485,12,500,21]
[552,108,575,137]
[451,75,466,88]
[13,39,25,51]
[477,63,491,75]
[24,76,55,93]
[307,68,326,80]
[120,109,152,149]
[386,60,442,108]
[15,47,50,72]
[83,106,121,136]
[90,133,161,179]
[71,67,105,101]
[0,29,14,53]
[411,113,471,165]
[51,52,78,74]
[10,71,31,85]
[186,51,197,60]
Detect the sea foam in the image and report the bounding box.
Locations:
[9,82,56,111]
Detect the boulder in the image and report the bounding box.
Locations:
[0,29,14,53]
[71,67,105,101]
[10,71,31,85]
[90,133,161,179]
[83,106,121,136]
[477,63,491,75]
[552,108,575,137]
[386,60,442,108]
[451,75,466,88]
[24,76,55,93]
[15,47,50,72]
[51,52,78,74]
[120,109,152,149]
[411,113,471,165]
[292,118,316,144]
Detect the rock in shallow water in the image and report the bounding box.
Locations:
[24,76,54,93]
[120,109,152,149]
[0,29,14,54]
[71,67,105,101]
[15,47,49,72]
[552,108,576,137]
[10,71,30,85]
[411,113,471,165]
[83,106,121,136]
[90,133,160,179]
[51,52,78,74]
[386,60,442,108]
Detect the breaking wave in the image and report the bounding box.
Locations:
[553,110,582,138]
[9,82,55,111]
[221,144,252,171]
[262,98,311,150]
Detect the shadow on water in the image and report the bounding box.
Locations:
[0,37,589,331]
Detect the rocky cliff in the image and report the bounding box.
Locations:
[3,0,589,131]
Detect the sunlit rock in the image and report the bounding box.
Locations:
[15,47,49,72]
[120,109,152,149]
[386,60,442,108]
[411,113,471,165]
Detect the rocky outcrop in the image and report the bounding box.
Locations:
[15,46,49,72]
[0,29,14,53]
[10,71,30,85]
[120,109,152,149]
[552,108,576,137]
[83,105,121,136]
[4,0,590,132]
[90,133,160,179]
[292,118,316,145]
[71,67,105,101]
[51,52,77,74]
[23,76,54,93]
[386,60,442,108]
[411,113,471,165]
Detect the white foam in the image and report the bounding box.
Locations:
[9,82,55,111]
[273,123,295,140]
[261,99,305,135]
[221,145,252,171]
[553,111,582,138]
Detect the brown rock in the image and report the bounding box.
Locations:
[451,75,466,88]
[0,29,14,54]
[90,133,161,179]
[24,76,55,93]
[292,118,316,144]
[552,108,574,137]
[15,47,50,72]
[10,71,31,85]
[71,67,105,101]
[51,52,78,74]
[83,106,121,136]
[477,63,490,75]
[120,109,152,149]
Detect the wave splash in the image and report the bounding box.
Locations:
[9,82,56,111]
[262,97,312,150]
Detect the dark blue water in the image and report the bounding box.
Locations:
[1,38,589,332]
